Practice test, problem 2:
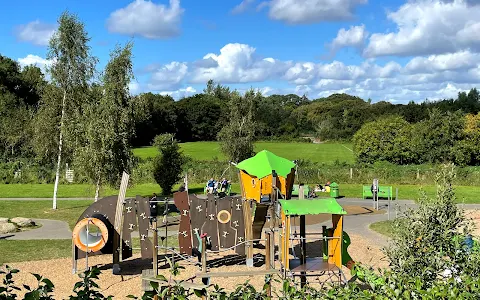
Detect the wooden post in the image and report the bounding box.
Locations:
[265,232,272,297]
[201,236,207,273]
[350,168,353,179]
[152,218,158,277]
[113,172,130,274]
[244,200,254,267]
[269,171,278,269]
[300,215,306,287]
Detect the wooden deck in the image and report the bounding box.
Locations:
[289,258,339,273]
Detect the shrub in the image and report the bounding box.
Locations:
[152,134,186,195]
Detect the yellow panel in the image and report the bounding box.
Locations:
[240,170,261,202]
[260,175,273,195]
[328,215,343,267]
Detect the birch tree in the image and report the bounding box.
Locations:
[46,11,96,209]
[218,89,259,162]
[74,43,134,201]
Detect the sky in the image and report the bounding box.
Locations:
[2,0,480,103]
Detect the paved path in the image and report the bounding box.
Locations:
[0,219,72,240]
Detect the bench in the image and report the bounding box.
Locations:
[291,184,310,197]
[204,184,232,196]
[362,185,393,199]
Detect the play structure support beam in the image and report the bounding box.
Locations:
[152,218,158,277]
[113,172,130,274]
[300,215,306,287]
[265,232,272,297]
[244,200,254,267]
[269,170,277,267]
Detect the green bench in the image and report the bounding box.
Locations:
[291,184,310,197]
[362,185,393,199]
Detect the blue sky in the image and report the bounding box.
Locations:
[2,0,480,102]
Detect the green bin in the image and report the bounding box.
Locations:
[330,182,339,198]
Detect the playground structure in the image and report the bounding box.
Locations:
[71,150,355,292]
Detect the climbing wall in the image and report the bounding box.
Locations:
[136,196,153,259]
[185,195,246,254]
[173,191,192,255]
[189,194,207,250]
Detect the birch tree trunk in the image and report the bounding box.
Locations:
[94,177,100,202]
[53,90,66,210]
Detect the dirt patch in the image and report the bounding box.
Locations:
[3,230,387,299]
[464,210,480,237]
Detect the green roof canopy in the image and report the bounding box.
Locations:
[236,150,296,179]
[280,199,347,216]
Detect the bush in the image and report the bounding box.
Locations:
[152,134,186,195]
[385,163,480,285]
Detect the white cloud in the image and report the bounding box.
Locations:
[405,51,480,73]
[129,81,141,95]
[190,43,291,84]
[16,20,56,46]
[231,0,255,14]
[139,42,480,103]
[159,86,196,99]
[327,24,368,56]
[17,54,52,69]
[147,61,188,90]
[259,0,367,24]
[106,0,184,39]
[363,0,480,57]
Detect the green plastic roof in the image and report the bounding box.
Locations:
[236,150,295,179]
[280,199,347,216]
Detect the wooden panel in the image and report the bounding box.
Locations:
[136,196,153,259]
[189,194,207,251]
[285,170,295,199]
[205,194,220,251]
[328,215,343,268]
[217,197,236,249]
[231,197,245,255]
[114,172,130,263]
[252,204,268,240]
[173,191,192,256]
[121,198,136,260]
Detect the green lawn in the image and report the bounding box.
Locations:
[0,239,73,265]
[370,220,394,238]
[0,200,93,230]
[0,237,179,265]
[133,141,355,163]
[1,183,479,202]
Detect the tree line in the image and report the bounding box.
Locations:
[353,110,480,166]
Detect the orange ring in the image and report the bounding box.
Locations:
[72,217,109,253]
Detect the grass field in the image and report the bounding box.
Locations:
[370,220,394,238]
[133,141,355,163]
[0,183,479,202]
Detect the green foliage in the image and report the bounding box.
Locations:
[153,134,186,195]
[385,164,480,285]
[74,43,134,193]
[68,267,112,300]
[354,110,480,166]
[353,116,411,164]
[0,265,55,300]
[218,89,258,163]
